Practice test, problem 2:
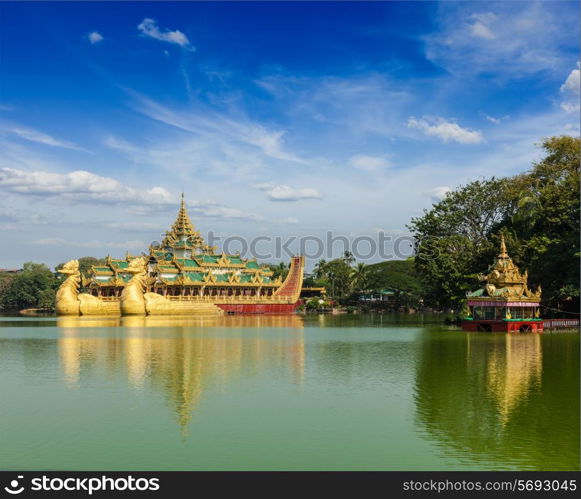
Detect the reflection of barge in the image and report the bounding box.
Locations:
[462,236,542,332]
[56,195,303,316]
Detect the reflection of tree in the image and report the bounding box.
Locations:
[57,315,305,433]
[414,332,579,470]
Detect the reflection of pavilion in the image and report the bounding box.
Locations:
[414,332,555,469]
[485,334,542,425]
[57,316,305,432]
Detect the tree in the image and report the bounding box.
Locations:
[266,262,289,281]
[504,136,580,306]
[1,262,59,311]
[407,178,516,308]
[55,256,106,276]
[322,258,353,297]
[407,136,580,310]
[313,259,328,279]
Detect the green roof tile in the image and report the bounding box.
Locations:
[176,258,200,267]
[185,272,204,282]
[200,254,219,263]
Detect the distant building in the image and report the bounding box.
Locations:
[358,289,396,303]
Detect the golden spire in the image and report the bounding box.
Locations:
[171,193,195,238]
[160,194,207,249]
[499,234,508,258]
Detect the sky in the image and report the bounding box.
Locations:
[0,1,579,268]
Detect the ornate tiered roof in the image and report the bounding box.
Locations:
[161,193,213,252]
[86,194,279,289]
[467,235,541,302]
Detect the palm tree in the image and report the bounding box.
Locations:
[351,262,368,292]
[313,259,328,279]
[343,250,355,266]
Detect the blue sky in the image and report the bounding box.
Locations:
[0,1,579,268]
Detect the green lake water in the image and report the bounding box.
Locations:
[0,314,578,471]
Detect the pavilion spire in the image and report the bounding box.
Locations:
[499,234,508,258]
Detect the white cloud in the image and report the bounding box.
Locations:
[0,167,173,204]
[426,186,451,202]
[0,167,268,223]
[137,18,192,49]
[560,63,580,113]
[407,117,483,144]
[349,154,390,172]
[469,13,496,40]
[1,124,86,151]
[254,182,322,202]
[87,31,103,44]
[560,64,580,95]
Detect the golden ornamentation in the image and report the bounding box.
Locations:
[472,235,541,302]
[58,195,304,316]
[56,260,81,316]
[56,259,120,316]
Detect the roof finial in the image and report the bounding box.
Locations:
[499,234,508,258]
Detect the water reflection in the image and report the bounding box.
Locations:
[415,332,579,470]
[57,315,305,432]
[486,334,542,424]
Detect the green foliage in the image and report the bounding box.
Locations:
[1,262,60,311]
[365,259,424,295]
[55,256,106,276]
[314,257,353,297]
[305,296,331,311]
[408,135,580,309]
[266,261,290,281]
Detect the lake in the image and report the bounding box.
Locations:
[0,314,578,471]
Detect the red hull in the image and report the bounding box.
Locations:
[462,320,544,333]
[217,302,300,314]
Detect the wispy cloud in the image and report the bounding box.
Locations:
[407,117,483,144]
[129,93,307,164]
[1,124,86,151]
[485,115,510,125]
[425,2,578,78]
[254,182,322,202]
[137,18,193,50]
[87,31,103,44]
